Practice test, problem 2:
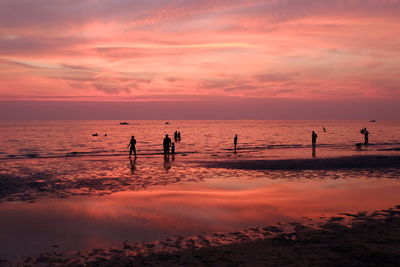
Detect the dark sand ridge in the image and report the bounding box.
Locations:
[198,155,400,170]
[6,206,400,266]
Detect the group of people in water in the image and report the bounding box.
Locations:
[127,126,371,158]
[310,127,370,149]
[233,126,371,151]
[128,131,183,158]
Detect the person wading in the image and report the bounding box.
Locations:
[128,136,137,158]
[163,134,172,155]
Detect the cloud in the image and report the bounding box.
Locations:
[0,0,399,104]
[255,73,299,83]
[92,81,131,95]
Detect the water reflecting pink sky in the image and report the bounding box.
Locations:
[1,175,400,259]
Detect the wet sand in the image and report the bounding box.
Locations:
[199,155,400,170]
[1,154,400,265]
[6,206,400,266]
[2,155,400,203]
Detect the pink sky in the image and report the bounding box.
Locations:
[1,0,399,119]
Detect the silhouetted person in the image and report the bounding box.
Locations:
[234,134,238,150]
[163,134,171,155]
[171,142,175,154]
[312,131,318,148]
[174,131,178,142]
[362,127,369,144]
[127,136,137,158]
[177,131,181,141]
[323,127,326,132]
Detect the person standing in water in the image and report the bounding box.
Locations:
[171,142,175,154]
[234,134,238,150]
[311,131,318,148]
[362,127,369,144]
[127,136,137,158]
[163,134,172,155]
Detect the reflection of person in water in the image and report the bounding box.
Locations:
[127,136,137,158]
[311,131,318,148]
[129,158,136,174]
[312,147,316,158]
[163,134,171,155]
[163,154,172,171]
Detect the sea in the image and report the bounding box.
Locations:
[0,120,400,259]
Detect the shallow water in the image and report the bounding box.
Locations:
[1,120,400,260]
[1,120,400,160]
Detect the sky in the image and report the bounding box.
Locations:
[1,0,399,119]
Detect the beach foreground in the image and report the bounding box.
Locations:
[1,120,400,266]
[6,206,400,266]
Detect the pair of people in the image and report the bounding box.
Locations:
[312,127,370,148]
[173,131,181,142]
[163,134,175,155]
[234,132,318,149]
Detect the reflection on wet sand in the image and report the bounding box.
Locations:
[1,177,400,259]
[129,158,136,174]
[1,156,400,203]
[163,155,172,172]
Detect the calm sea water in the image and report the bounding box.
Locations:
[1,120,400,160]
[0,120,400,260]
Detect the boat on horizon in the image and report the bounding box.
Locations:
[119,122,129,125]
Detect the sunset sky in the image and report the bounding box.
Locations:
[1,0,399,119]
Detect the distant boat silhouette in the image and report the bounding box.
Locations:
[165,122,170,125]
[369,120,376,122]
[120,122,129,125]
